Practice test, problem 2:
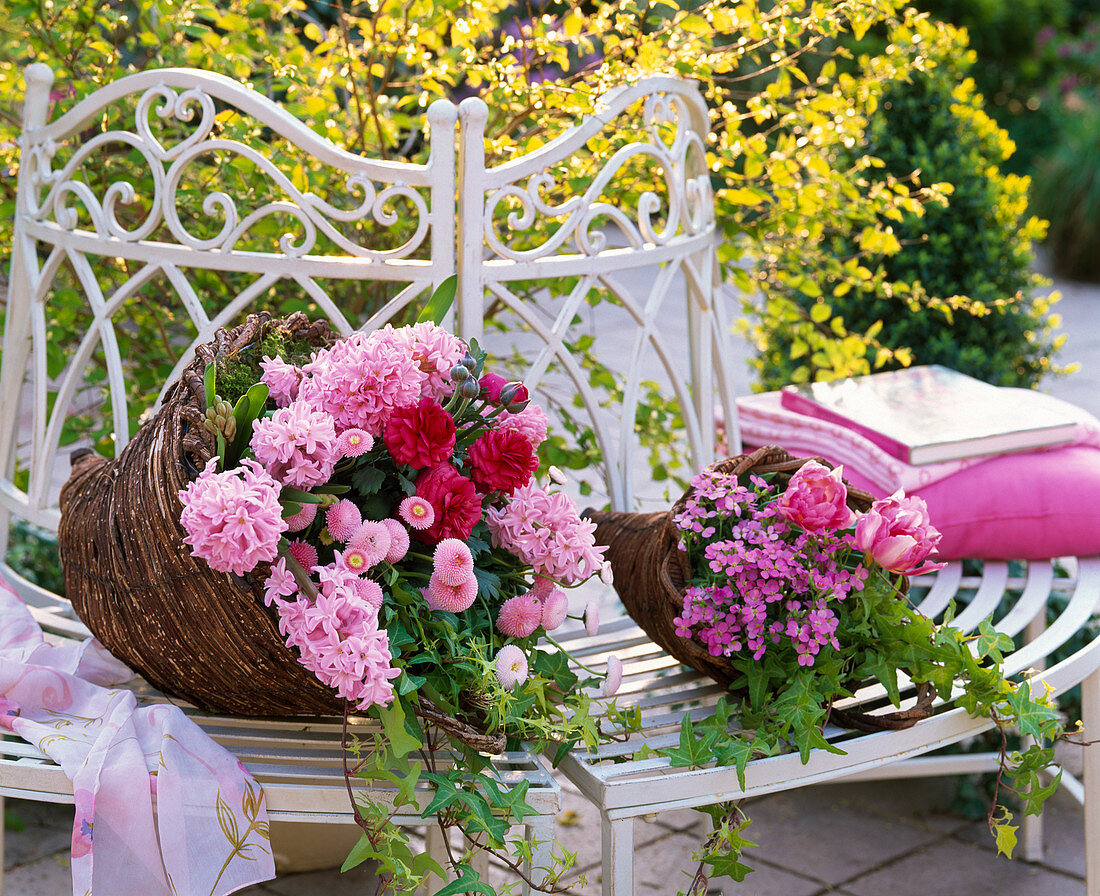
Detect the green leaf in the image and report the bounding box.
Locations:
[279,486,324,505]
[352,465,387,495]
[203,361,216,409]
[976,619,1014,664]
[994,816,1018,858]
[431,863,494,896]
[418,275,457,326]
[341,833,379,871]
[376,699,422,758]
[664,714,716,769]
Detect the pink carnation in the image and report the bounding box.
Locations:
[433,538,475,587]
[486,483,606,585]
[426,573,478,613]
[260,355,301,407]
[497,403,550,448]
[326,499,362,542]
[250,401,339,489]
[179,459,287,576]
[349,520,392,568]
[381,518,410,563]
[298,329,425,436]
[496,593,542,639]
[284,502,318,532]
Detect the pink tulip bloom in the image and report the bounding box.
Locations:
[855,491,946,576]
[776,460,857,532]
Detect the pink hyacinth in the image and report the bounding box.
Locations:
[260,355,301,407]
[433,539,475,587]
[179,459,287,576]
[286,539,319,572]
[496,592,542,639]
[336,428,374,458]
[250,400,340,489]
[382,322,467,402]
[326,499,362,543]
[298,329,425,436]
[399,496,435,530]
[349,520,392,568]
[284,502,318,532]
[486,483,606,585]
[426,572,478,613]
[263,557,299,607]
[494,645,529,690]
[776,461,857,533]
[381,518,410,563]
[854,491,946,576]
[540,588,569,631]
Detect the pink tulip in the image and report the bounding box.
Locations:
[776,461,857,532]
[854,491,946,576]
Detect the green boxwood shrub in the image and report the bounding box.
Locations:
[754,22,1060,390]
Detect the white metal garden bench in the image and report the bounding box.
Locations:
[5,61,1100,896]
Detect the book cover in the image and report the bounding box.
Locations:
[779,365,1080,465]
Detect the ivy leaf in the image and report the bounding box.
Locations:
[1021,768,1061,816]
[993,815,1018,858]
[976,619,1014,664]
[704,850,755,883]
[421,772,462,817]
[341,832,379,872]
[431,862,494,896]
[479,776,534,823]
[665,714,717,769]
[712,738,754,791]
[1006,683,1062,739]
[376,699,422,758]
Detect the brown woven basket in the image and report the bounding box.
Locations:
[585,445,934,732]
[56,311,507,748]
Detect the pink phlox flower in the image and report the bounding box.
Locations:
[426,572,478,613]
[399,496,435,530]
[286,539,319,573]
[486,483,606,585]
[381,518,410,563]
[260,355,302,407]
[602,655,623,697]
[250,401,339,489]
[496,592,542,639]
[540,588,569,631]
[349,520,392,568]
[298,329,424,436]
[179,458,286,576]
[336,428,374,458]
[433,538,475,587]
[494,645,529,690]
[496,402,550,448]
[284,501,318,532]
[326,499,362,543]
[263,557,299,607]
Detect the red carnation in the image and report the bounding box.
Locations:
[467,428,538,496]
[384,398,456,469]
[415,463,483,544]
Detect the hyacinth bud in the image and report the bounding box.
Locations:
[221,415,237,441]
[450,364,470,382]
[460,378,481,399]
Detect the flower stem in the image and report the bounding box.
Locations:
[541,632,604,677]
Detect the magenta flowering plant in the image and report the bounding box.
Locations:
[176,294,624,895]
[659,456,1069,888]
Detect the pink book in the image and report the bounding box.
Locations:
[779,365,1079,465]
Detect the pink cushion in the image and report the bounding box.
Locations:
[737,392,1100,560]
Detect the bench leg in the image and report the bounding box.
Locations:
[1085,669,1100,896]
[600,813,633,896]
[522,815,553,896]
[1022,612,1046,862]
[0,793,4,896]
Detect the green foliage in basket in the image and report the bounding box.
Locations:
[750,15,1062,390]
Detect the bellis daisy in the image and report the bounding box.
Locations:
[494,645,528,690]
[399,496,435,530]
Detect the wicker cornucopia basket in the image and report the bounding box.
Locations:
[55,311,506,748]
[585,445,935,732]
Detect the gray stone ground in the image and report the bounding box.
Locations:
[5,266,1099,895]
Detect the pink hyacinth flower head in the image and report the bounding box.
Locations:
[179,459,287,576]
[263,557,299,607]
[326,499,362,543]
[854,490,946,576]
[336,428,374,458]
[496,592,542,639]
[286,539,319,573]
[494,644,529,690]
[427,572,478,613]
[284,501,318,532]
[349,520,392,568]
[381,518,410,563]
[260,355,301,407]
[433,538,475,588]
[399,495,435,530]
[602,655,623,697]
[540,588,569,631]
[776,460,857,533]
[250,400,340,489]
